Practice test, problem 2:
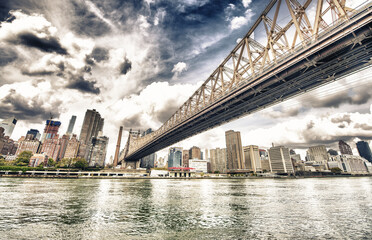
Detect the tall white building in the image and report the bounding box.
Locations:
[243,145,262,172]
[268,146,294,174]
[0,117,17,138]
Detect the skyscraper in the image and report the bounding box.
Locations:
[86,136,109,167]
[243,145,262,172]
[225,130,244,170]
[0,117,17,137]
[41,120,61,143]
[268,146,294,173]
[210,148,227,173]
[189,146,201,159]
[182,150,189,167]
[79,109,104,144]
[40,135,60,160]
[66,115,77,134]
[356,141,372,163]
[168,147,183,168]
[339,140,353,155]
[26,129,41,141]
[64,134,80,159]
[139,129,155,169]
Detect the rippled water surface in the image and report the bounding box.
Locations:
[0,177,371,239]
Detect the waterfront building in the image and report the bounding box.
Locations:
[225,130,244,170]
[189,159,208,173]
[243,145,262,172]
[356,141,372,163]
[66,115,77,134]
[140,153,156,169]
[64,134,80,159]
[329,155,370,174]
[40,135,60,161]
[57,134,70,160]
[0,117,17,137]
[0,127,18,156]
[168,147,183,168]
[209,148,227,173]
[29,153,48,167]
[79,109,104,144]
[339,140,353,155]
[268,146,294,174]
[182,150,189,167]
[15,134,41,156]
[86,136,109,167]
[259,149,271,172]
[41,120,61,143]
[306,145,329,170]
[139,129,155,169]
[77,143,88,159]
[189,146,202,160]
[26,129,41,141]
[156,157,166,168]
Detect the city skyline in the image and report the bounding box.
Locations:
[0,0,372,161]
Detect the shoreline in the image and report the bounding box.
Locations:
[1,173,371,180]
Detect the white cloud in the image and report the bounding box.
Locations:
[230,9,254,30]
[171,62,187,79]
[242,0,252,8]
[0,10,57,41]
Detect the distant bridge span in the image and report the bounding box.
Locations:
[120,0,372,165]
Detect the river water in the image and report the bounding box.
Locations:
[0,177,371,239]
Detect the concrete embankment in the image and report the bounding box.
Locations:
[0,170,371,179]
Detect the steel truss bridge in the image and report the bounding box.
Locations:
[120,0,372,165]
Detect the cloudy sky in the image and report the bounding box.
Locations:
[0,0,371,161]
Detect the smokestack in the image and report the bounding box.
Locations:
[113,126,123,167]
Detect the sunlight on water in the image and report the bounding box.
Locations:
[0,178,371,239]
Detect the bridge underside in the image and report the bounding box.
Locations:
[124,17,372,162]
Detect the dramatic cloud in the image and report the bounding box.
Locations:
[0,90,61,123]
[66,77,100,94]
[0,10,67,54]
[0,47,17,66]
[0,0,370,162]
[119,57,132,75]
[90,47,109,62]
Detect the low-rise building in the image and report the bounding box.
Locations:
[189,159,208,173]
[29,153,48,167]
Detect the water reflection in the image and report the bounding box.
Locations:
[0,177,372,239]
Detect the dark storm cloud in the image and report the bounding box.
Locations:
[70,0,112,37]
[119,57,132,75]
[307,90,372,109]
[66,77,100,94]
[0,91,61,122]
[0,48,18,66]
[6,32,68,55]
[21,68,54,76]
[122,114,147,130]
[91,47,109,62]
